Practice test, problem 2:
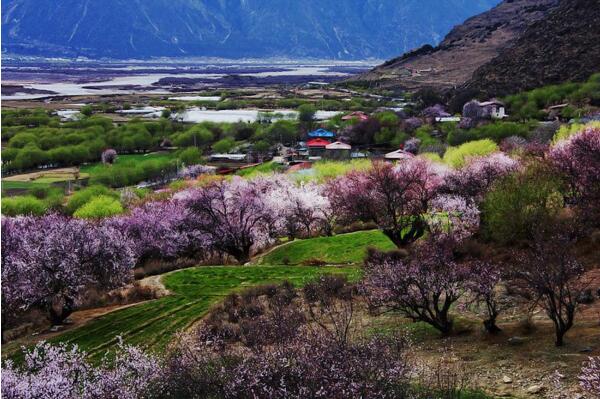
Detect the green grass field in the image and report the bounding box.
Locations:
[235,161,284,178]
[1,180,52,190]
[79,152,176,176]
[27,265,360,361]
[258,230,396,266]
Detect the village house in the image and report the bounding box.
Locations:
[546,103,569,120]
[324,141,352,160]
[463,99,508,120]
[384,149,415,162]
[307,138,331,158]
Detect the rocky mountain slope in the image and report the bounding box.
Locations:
[353,0,560,90]
[1,0,499,60]
[461,0,600,97]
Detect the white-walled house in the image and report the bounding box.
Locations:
[479,100,508,119]
[463,99,508,120]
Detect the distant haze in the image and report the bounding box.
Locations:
[2,0,500,60]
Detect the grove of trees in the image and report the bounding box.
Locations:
[1,125,599,398]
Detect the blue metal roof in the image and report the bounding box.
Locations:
[308,128,335,138]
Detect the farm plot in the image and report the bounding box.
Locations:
[46,265,360,361]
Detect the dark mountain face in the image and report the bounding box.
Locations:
[461,0,600,97]
[352,0,560,90]
[1,0,499,60]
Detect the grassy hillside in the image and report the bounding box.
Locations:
[258,230,396,266]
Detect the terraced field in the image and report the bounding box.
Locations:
[47,265,361,361]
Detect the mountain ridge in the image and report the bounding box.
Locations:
[1,0,500,60]
[351,0,560,90]
[460,0,600,97]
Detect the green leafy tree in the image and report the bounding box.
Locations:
[297,104,316,124]
[482,165,564,244]
[80,106,93,117]
[266,120,298,144]
[212,138,235,154]
[178,147,203,165]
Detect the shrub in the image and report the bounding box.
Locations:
[552,121,600,144]
[447,129,477,146]
[470,122,530,143]
[1,196,47,216]
[308,159,372,182]
[443,139,498,168]
[225,331,411,399]
[73,195,124,219]
[419,152,444,164]
[198,281,303,350]
[414,125,440,148]
[88,159,177,188]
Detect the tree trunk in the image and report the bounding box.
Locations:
[555,328,565,347]
[48,296,74,325]
[484,318,502,334]
[383,220,425,247]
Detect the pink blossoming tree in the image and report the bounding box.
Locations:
[184,177,277,264]
[512,232,586,346]
[2,215,135,325]
[101,148,117,165]
[362,234,469,335]
[549,127,600,223]
[467,261,504,334]
[328,159,442,247]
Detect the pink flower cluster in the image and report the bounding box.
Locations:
[579,356,600,396]
[442,152,520,201]
[428,194,480,241]
[2,340,162,399]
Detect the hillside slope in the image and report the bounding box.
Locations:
[1,0,499,60]
[352,0,559,90]
[461,0,600,97]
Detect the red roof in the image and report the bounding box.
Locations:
[307,138,331,147]
[342,111,369,121]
